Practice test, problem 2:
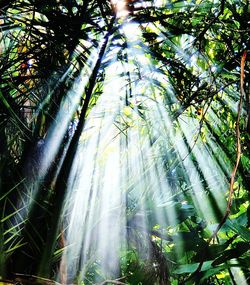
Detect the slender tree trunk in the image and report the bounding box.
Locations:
[38,17,116,277]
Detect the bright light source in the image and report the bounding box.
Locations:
[111,0,129,18]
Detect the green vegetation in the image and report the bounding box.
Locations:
[0,0,249,284]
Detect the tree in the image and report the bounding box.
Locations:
[0,0,249,284]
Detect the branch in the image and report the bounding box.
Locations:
[194,0,225,47]
[187,50,247,280]
[206,49,246,243]
[94,277,127,285]
[13,273,61,285]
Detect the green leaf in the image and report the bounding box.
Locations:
[212,242,250,266]
[225,216,250,241]
[174,260,213,274]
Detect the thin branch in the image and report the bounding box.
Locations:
[206,49,246,244]
[187,50,247,280]
[13,273,61,285]
[194,0,225,47]
[180,95,213,162]
[94,277,127,285]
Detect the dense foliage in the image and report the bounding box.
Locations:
[0,0,249,284]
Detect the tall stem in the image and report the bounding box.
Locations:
[38,17,116,276]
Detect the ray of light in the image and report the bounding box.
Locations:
[51,7,243,284]
[10,47,100,239]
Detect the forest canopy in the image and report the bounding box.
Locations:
[0,0,250,284]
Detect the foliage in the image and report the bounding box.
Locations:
[0,0,250,284]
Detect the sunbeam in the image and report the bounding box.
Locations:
[55,13,235,283]
[1,1,249,284]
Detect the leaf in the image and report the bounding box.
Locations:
[225,215,250,241]
[174,260,213,274]
[172,231,206,251]
[203,243,229,261]
[212,242,250,266]
[123,106,132,116]
[177,204,196,221]
[0,90,30,134]
[200,266,226,282]
[0,179,26,202]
